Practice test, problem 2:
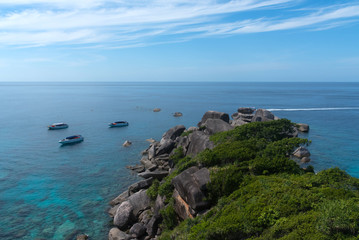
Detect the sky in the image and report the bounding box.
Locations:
[0,0,359,82]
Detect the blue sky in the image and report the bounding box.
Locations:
[0,0,359,82]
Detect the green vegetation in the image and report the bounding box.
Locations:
[148,119,359,239]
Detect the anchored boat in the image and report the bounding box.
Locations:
[109,121,129,128]
[59,135,84,145]
[48,123,68,130]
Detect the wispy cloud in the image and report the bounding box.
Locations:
[0,0,359,48]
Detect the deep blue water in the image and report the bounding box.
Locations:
[0,82,359,239]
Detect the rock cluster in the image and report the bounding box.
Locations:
[106,108,311,240]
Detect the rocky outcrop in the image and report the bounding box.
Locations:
[162,125,186,141]
[129,223,147,238]
[113,201,134,229]
[297,123,310,132]
[128,190,151,217]
[128,178,153,195]
[238,107,255,114]
[108,228,131,240]
[198,111,230,127]
[293,147,311,158]
[156,139,175,155]
[186,131,214,157]
[172,166,210,212]
[138,170,169,180]
[252,109,275,122]
[173,189,195,220]
[203,118,234,135]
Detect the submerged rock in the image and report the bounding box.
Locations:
[173,112,183,117]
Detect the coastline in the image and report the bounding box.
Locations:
[105,108,312,239]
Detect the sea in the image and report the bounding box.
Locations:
[0,82,358,239]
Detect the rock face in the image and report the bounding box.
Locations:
[128,178,153,195]
[186,131,214,157]
[172,166,210,212]
[156,139,175,155]
[113,201,134,229]
[173,189,195,220]
[129,223,147,238]
[203,118,233,135]
[162,125,186,141]
[108,228,130,240]
[128,190,151,217]
[252,109,275,122]
[238,107,255,114]
[198,111,230,127]
[297,123,310,132]
[293,147,311,158]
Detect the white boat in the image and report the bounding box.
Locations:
[48,123,68,130]
[59,135,84,145]
[109,121,129,128]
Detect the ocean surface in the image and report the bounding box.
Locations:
[0,82,359,239]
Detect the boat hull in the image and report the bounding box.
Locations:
[49,125,68,130]
[59,137,84,145]
[109,122,129,128]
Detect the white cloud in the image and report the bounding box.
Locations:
[0,1,358,48]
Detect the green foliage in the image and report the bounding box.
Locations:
[316,199,359,236]
[147,179,160,200]
[170,147,185,165]
[150,120,359,240]
[207,164,244,204]
[160,198,179,230]
[210,119,296,144]
[181,130,193,137]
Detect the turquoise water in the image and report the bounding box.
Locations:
[0,82,359,239]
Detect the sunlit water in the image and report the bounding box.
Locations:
[0,82,358,239]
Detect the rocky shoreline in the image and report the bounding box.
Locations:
[104,108,310,240]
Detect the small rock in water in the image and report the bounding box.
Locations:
[173,112,183,117]
[123,140,132,147]
[76,234,89,240]
[153,108,161,112]
[146,138,156,143]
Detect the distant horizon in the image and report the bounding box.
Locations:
[1,0,359,82]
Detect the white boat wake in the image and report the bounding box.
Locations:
[267,107,359,112]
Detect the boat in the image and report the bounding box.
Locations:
[48,123,68,130]
[59,135,84,145]
[109,121,129,128]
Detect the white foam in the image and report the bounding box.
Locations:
[267,107,359,112]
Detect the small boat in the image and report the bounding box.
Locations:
[59,135,84,145]
[109,121,129,128]
[48,123,68,130]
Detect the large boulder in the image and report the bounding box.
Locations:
[171,166,210,211]
[138,170,169,180]
[252,109,275,122]
[237,107,255,114]
[297,123,310,132]
[162,125,186,141]
[186,131,214,157]
[108,228,131,240]
[293,147,311,158]
[128,178,153,195]
[198,111,230,127]
[109,190,129,206]
[113,201,134,229]
[146,215,161,238]
[203,118,234,135]
[231,119,247,127]
[173,189,195,220]
[128,189,151,217]
[129,223,147,238]
[154,195,166,217]
[148,144,157,160]
[156,139,176,155]
[232,112,254,122]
